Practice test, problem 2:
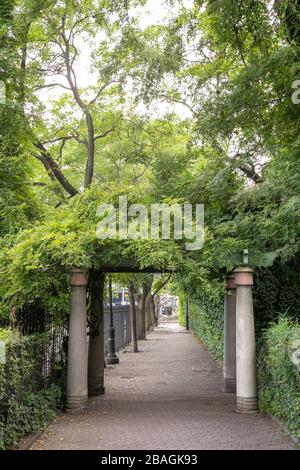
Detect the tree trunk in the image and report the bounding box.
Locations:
[84,111,95,188]
[136,292,143,340]
[129,283,138,353]
[144,277,154,330]
[136,305,143,340]
[150,295,157,327]
[34,142,78,197]
[149,273,172,327]
[137,284,148,340]
[145,292,152,330]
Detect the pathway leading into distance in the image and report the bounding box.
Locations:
[32,321,297,450]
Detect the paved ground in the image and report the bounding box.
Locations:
[32,322,298,450]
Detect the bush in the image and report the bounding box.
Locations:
[0,333,63,449]
[0,328,15,342]
[254,257,300,331]
[258,317,300,440]
[178,292,186,326]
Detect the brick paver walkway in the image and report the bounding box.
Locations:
[32,322,297,450]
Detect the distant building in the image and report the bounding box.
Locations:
[112,288,130,306]
[157,294,178,316]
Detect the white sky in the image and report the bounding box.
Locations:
[39,0,194,119]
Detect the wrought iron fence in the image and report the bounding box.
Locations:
[13,303,68,386]
[13,302,132,370]
[104,304,131,354]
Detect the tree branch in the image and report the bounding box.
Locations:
[152,273,173,299]
[89,80,117,106]
[214,145,263,183]
[94,128,115,141]
[35,83,72,91]
[34,140,78,197]
[59,14,95,187]
[157,93,197,116]
[41,135,74,145]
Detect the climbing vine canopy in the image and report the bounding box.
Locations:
[1,0,300,314]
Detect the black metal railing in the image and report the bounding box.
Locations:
[104,304,131,354]
[13,302,132,371]
[12,303,68,386]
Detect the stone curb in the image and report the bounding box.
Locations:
[17,412,61,450]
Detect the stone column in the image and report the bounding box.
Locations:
[234,266,258,413]
[88,272,105,396]
[223,274,236,393]
[67,269,89,413]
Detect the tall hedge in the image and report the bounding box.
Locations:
[190,286,224,362]
[178,292,186,326]
[254,257,300,330]
[258,318,300,440]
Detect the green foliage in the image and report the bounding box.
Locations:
[254,257,300,331]
[138,0,300,270]
[189,285,224,362]
[258,317,300,440]
[177,291,185,326]
[0,186,185,320]
[1,0,300,446]
[0,328,16,342]
[0,333,62,449]
[0,3,39,237]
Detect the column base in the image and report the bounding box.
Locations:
[88,378,105,396]
[223,377,236,393]
[66,396,89,414]
[106,355,119,365]
[236,396,258,413]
